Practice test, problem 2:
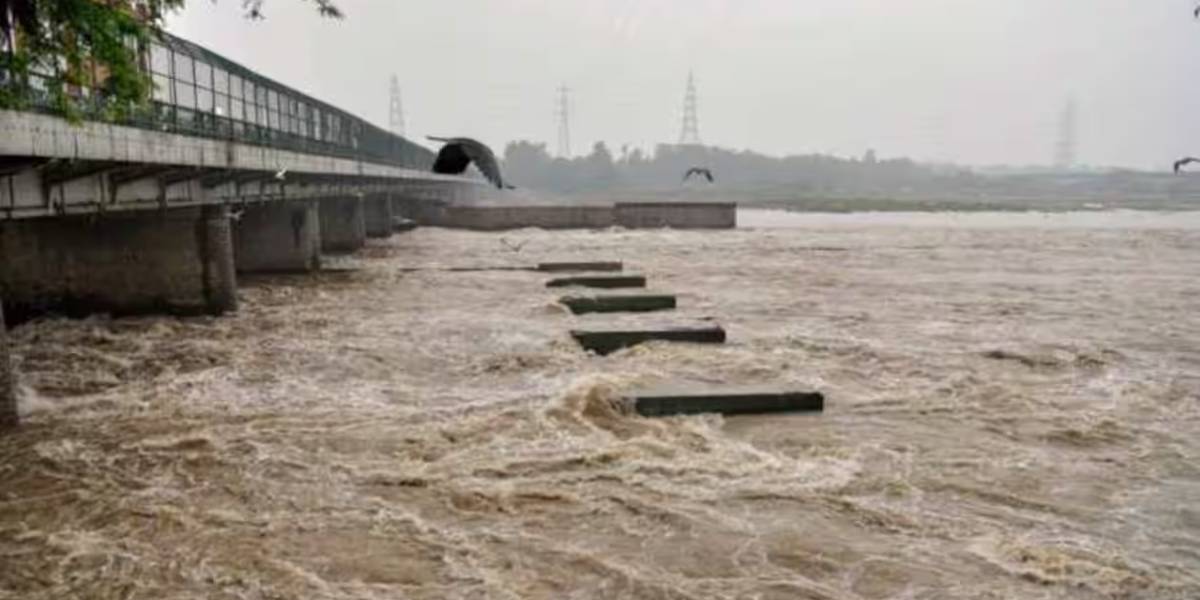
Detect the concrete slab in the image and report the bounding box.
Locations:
[0,206,236,318]
[364,194,395,238]
[234,200,321,273]
[537,261,623,273]
[546,275,647,289]
[560,294,676,315]
[319,196,366,253]
[628,386,824,417]
[570,326,725,355]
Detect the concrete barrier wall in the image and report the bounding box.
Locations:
[0,206,236,318]
[234,200,321,273]
[417,202,736,231]
[318,196,367,253]
[614,202,737,229]
[426,205,615,231]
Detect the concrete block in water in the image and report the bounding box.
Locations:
[319,196,366,253]
[537,261,623,273]
[628,387,824,417]
[570,326,725,355]
[364,194,395,238]
[546,275,646,289]
[0,206,237,318]
[614,202,737,229]
[234,200,321,273]
[560,294,676,315]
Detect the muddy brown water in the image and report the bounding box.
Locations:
[1,210,1198,599]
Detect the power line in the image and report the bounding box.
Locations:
[678,70,701,146]
[389,74,406,137]
[555,84,571,158]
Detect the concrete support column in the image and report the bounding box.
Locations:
[391,194,445,226]
[318,196,366,253]
[364,193,394,238]
[201,205,238,313]
[234,200,321,272]
[0,206,238,318]
[390,194,419,221]
[0,303,16,429]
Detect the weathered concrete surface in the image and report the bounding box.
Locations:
[318,196,366,253]
[391,195,436,223]
[364,194,395,238]
[0,110,492,219]
[0,110,444,180]
[570,326,726,355]
[614,202,737,229]
[234,200,321,273]
[427,205,615,230]
[560,294,676,315]
[537,261,623,273]
[415,203,736,231]
[629,387,824,417]
[0,303,16,429]
[200,206,238,313]
[393,217,418,233]
[0,206,237,319]
[546,275,647,289]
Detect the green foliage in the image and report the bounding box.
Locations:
[243,0,340,19]
[1,0,180,118]
[0,0,339,120]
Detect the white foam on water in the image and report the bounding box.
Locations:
[1,213,1197,598]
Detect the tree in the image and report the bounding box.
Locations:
[0,0,339,117]
[582,141,616,187]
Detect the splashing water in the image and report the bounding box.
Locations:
[1,210,1198,599]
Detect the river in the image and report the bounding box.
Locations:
[1,209,1197,599]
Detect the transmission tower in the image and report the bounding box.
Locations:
[1053,98,1076,170]
[389,74,406,137]
[678,71,701,146]
[555,84,571,158]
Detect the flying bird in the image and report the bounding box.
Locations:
[499,237,528,253]
[1173,157,1200,174]
[427,136,507,189]
[274,167,288,181]
[683,167,714,183]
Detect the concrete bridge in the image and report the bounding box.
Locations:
[0,32,486,427]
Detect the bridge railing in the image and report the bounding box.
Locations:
[0,31,434,172]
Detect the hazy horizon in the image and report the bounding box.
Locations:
[168,1,1200,171]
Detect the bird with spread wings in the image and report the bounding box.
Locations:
[1173,157,1200,174]
[683,167,714,183]
[427,136,510,189]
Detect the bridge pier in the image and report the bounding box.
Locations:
[234,200,321,273]
[364,193,395,238]
[391,194,445,226]
[1,303,16,429]
[0,206,237,319]
[319,196,366,253]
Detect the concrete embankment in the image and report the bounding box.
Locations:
[401,201,737,231]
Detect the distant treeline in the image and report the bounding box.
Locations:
[501,140,1200,208]
[502,141,938,194]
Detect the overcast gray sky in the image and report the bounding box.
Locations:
[169,0,1200,169]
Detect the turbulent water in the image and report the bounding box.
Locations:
[1,209,1198,599]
